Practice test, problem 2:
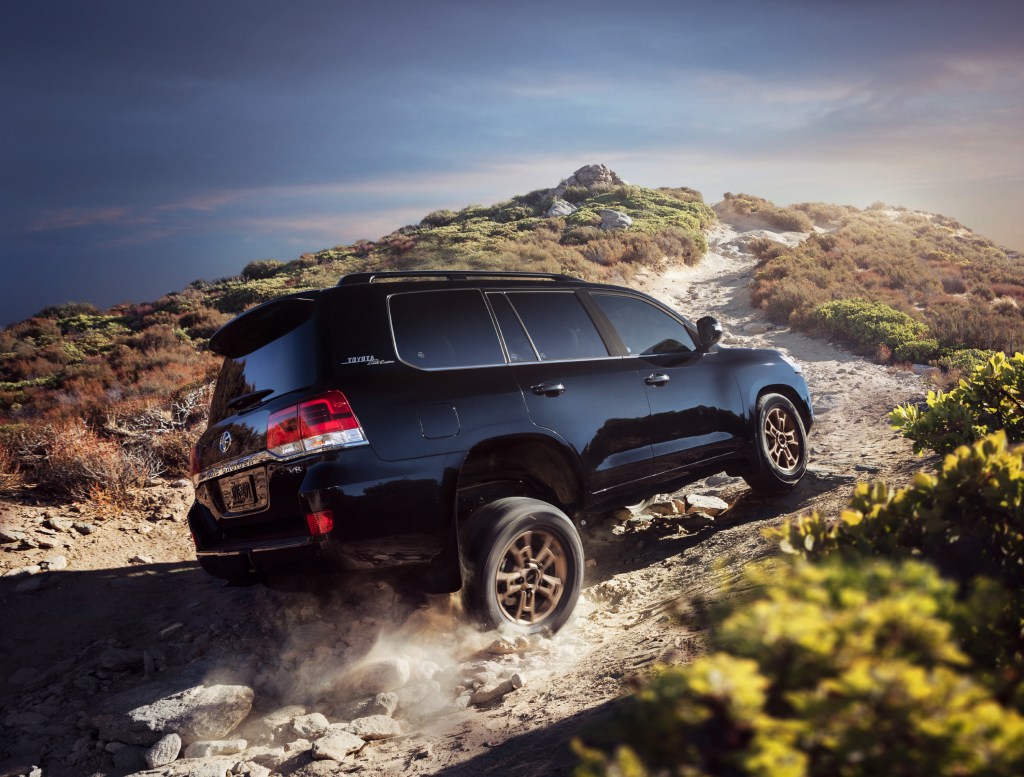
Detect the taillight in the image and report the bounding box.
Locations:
[189,446,201,480]
[267,391,366,458]
[305,509,334,536]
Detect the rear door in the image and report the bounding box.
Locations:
[494,290,653,494]
[588,292,746,476]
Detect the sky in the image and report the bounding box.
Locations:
[2,0,1022,325]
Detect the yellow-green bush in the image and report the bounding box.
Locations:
[813,298,929,355]
[576,559,1024,777]
[891,352,1024,452]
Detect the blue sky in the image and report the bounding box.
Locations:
[2,0,1022,324]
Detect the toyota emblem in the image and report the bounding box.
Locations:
[218,430,232,454]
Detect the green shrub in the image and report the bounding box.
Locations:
[813,298,928,356]
[893,338,941,364]
[576,558,1024,777]
[890,352,1024,452]
[934,348,993,373]
[419,209,458,228]
[240,259,286,280]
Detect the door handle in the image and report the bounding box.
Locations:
[531,383,566,397]
[644,373,670,387]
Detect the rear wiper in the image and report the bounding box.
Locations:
[227,388,274,412]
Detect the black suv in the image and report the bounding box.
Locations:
[189,271,812,632]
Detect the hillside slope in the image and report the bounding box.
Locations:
[0,216,929,777]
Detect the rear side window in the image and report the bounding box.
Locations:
[507,292,608,361]
[390,290,505,369]
[592,293,696,355]
[210,317,315,424]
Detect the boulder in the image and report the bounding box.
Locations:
[249,704,305,742]
[182,739,247,758]
[599,209,633,231]
[343,715,403,740]
[310,727,365,761]
[470,674,524,706]
[336,691,398,721]
[145,732,181,768]
[94,681,254,745]
[291,712,330,739]
[486,638,517,655]
[545,199,577,218]
[564,164,626,190]
[335,658,409,700]
[683,494,729,516]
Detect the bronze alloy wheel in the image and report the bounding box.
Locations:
[493,528,568,625]
[764,405,802,474]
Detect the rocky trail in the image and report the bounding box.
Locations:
[0,221,930,777]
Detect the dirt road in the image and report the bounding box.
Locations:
[0,220,928,777]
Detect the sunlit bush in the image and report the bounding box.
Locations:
[891,352,1024,452]
[576,558,1024,777]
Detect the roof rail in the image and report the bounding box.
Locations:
[337,270,582,286]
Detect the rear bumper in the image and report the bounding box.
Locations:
[188,446,460,579]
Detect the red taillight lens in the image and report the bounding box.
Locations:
[267,406,303,457]
[266,391,365,458]
[305,509,334,536]
[189,446,201,478]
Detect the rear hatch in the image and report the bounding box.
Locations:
[193,295,322,536]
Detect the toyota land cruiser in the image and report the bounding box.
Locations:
[188,270,813,633]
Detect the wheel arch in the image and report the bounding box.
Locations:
[754,383,813,433]
[455,433,584,523]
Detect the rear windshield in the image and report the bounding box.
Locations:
[209,317,315,423]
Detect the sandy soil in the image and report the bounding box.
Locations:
[0,220,931,777]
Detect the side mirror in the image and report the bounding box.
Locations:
[697,316,723,352]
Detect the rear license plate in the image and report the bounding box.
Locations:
[218,469,268,513]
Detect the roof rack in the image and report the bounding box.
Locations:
[337,270,582,286]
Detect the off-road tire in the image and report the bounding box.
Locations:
[742,392,808,494]
[462,497,584,634]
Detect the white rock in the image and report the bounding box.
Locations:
[343,715,403,740]
[486,638,517,655]
[311,727,365,760]
[291,712,330,739]
[93,681,254,745]
[335,658,409,699]
[182,738,247,758]
[145,732,181,768]
[545,199,577,218]
[233,760,271,777]
[598,209,633,230]
[684,494,729,516]
[337,691,398,720]
[470,678,520,706]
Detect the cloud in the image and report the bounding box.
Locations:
[27,206,145,232]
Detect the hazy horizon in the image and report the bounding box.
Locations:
[3,0,1022,325]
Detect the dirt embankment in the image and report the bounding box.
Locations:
[0,220,929,777]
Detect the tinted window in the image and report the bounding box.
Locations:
[592,293,696,355]
[487,293,538,363]
[390,290,505,369]
[210,317,315,423]
[507,292,608,361]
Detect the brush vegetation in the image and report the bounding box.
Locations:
[749,203,1024,367]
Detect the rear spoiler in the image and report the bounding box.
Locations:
[209,294,318,358]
